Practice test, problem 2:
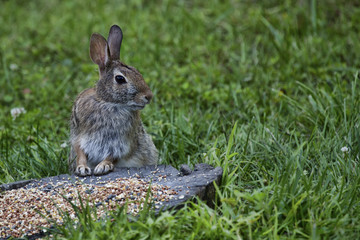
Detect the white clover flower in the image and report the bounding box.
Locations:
[341,146,349,153]
[9,63,18,70]
[10,107,26,120]
[60,142,68,148]
[303,170,308,176]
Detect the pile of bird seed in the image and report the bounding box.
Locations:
[0,177,179,238]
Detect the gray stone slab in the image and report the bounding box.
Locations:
[0,179,35,191]
[0,164,222,239]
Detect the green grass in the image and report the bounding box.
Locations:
[1,0,360,239]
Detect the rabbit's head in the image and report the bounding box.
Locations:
[90,25,153,110]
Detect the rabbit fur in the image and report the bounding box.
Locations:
[69,25,158,176]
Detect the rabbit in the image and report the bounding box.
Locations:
[68,25,158,176]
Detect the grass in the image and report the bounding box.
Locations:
[1,0,360,239]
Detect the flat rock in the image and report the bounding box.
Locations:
[0,164,222,239]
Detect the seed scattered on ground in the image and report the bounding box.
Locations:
[0,177,178,238]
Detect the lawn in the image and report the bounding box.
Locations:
[1,0,360,239]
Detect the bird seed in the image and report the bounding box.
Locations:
[0,177,178,238]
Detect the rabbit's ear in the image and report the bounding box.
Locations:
[90,33,110,71]
[107,25,123,60]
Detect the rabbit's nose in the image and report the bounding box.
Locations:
[143,92,153,103]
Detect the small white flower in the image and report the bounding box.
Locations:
[341,147,349,153]
[303,170,308,176]
[9,63,18,70]
[10,107,26,120]
[61,142,68,148]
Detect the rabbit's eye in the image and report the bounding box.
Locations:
[115,75,127,84]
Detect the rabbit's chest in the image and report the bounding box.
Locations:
[79,117,136,166]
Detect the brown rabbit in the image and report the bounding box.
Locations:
[69,25,158,176]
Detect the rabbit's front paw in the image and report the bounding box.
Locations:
[75,165,92,176]
[94,161,114,175]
